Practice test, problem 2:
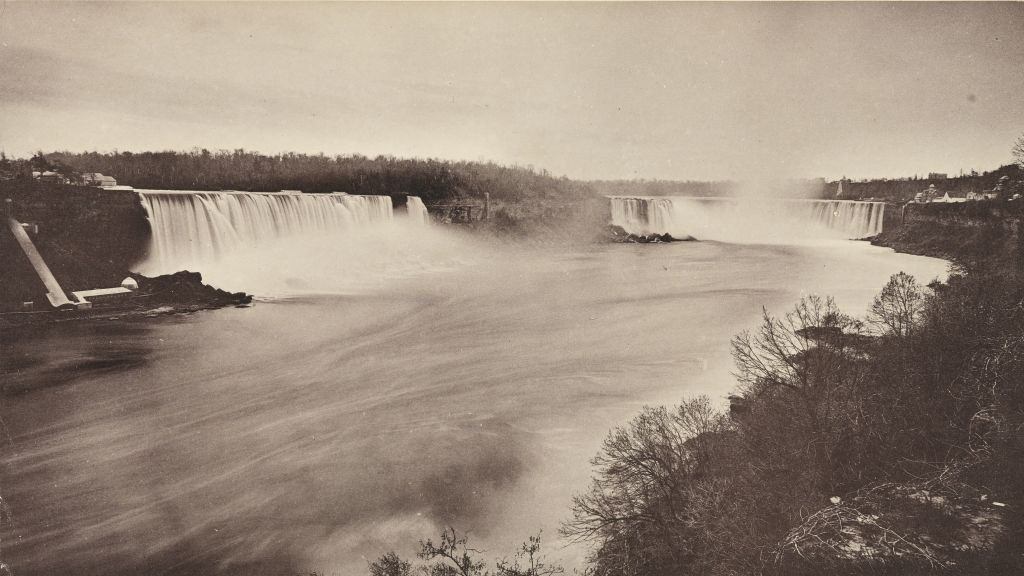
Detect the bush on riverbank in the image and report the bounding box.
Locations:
[368,529,563,576]
[562,238,1024,574]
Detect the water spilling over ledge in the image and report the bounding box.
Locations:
[406,196,430,225]
[609,196,886,243]
[135,190,448,296]
[138,191,396,274]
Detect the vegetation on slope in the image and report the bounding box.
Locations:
[29,150,596,209]
[559,234,1024,575]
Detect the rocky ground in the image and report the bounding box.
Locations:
[605,224,689,243]
[0,271,251,328]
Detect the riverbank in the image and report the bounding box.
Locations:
[551,201,1024,576]
[0,271,251,328]
[356,199,1023,576]
[871,200,1023,268]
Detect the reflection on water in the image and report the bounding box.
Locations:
[1,322,156,394]
[0,239,948,575]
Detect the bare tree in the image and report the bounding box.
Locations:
[561,396,730,576]
[495,534,563,576]
[867,272,925,338]
[731,296,869,492]
[369,530,562,576]
[370,551,413,576]
[418,528,489,576]
[731,295,866,403]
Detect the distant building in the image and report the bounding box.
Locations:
[915,183,939,203]
[967,191,999,201]
[927,173,948,180]
[981,175,1011,200]
[37,171,65,184]
[935,192,968,203]
[82,173,118,187]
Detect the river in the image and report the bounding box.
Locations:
[0,222,948,575]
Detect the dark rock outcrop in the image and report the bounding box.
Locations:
[130,271,251,308]
[605,224,690,243]
[0,271,251,327]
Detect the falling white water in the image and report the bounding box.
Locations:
[135,190,470,296]
[137,190,393,273]
[609,196,886,243]
[405,196,430,225]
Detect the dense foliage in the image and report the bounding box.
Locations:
[23,150,596,208]
[1,149,606,240]
[563,240,1024,575]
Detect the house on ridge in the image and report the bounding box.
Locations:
[82,173,118,187]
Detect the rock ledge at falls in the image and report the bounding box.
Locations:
[605,224,690,243]
[0,271,251,327]
[130,271,252,309]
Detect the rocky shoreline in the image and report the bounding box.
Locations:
[0,271,251,328]
[870,202,1021,268]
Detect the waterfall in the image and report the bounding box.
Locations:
[137,190,395,275]
[405,196,430,225]
[609,196,886,243]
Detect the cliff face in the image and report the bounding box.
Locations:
[872,201,1023,269]
[0,180,151,304]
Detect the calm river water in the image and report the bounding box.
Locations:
[0,234,947,575]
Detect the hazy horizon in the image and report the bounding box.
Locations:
[2,2,1022,182]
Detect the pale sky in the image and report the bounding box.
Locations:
[1,2,1022,181]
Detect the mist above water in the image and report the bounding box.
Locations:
[136,191,891,300]
[137,190,453,296]
[609,196,885,243]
